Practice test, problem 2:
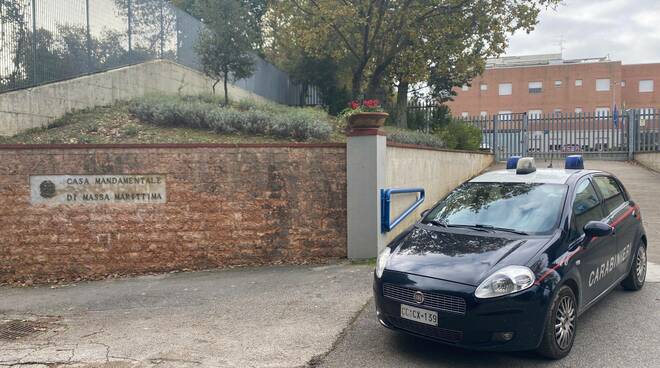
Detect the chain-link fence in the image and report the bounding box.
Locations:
[0,0,319,105]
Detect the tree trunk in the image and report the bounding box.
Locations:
[395,81,409,129]
[223,71,229,106]
[351,70,363,99]
[212,80,219,95]
[350,59,369,99]
[366,63,390,99]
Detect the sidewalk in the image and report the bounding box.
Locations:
[0,263,374,368]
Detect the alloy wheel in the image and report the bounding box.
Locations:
[554,295,576,350]
[636,246,647,284]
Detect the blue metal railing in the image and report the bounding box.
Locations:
[380,188,425,233]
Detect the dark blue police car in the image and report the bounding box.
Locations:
[374,156,648,359]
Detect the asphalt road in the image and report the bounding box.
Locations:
[317,283,660,368]
[0,263,374,368]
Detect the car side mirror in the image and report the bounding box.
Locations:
[583,221,614,244]
[420,209,430,218]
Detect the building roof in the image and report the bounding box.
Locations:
[486,54,611,69]
[470,168,593,184]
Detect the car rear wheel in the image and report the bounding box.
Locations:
[621,241,646,291]
[536,285,577,360]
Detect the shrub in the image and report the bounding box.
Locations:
[386,128,446,149]
[128,95,332,141]
[438,119,483,150]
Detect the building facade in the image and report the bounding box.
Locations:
[447,54,660,118]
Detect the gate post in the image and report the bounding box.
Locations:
[627,109,636,161]
[492,115,499,161]
[522,112,529,156]
[347,127,387,259]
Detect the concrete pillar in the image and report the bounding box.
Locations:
[347,128,387,259]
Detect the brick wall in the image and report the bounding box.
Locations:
[447,61,623,116]
[0,144,347,284]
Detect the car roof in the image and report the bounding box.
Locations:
[470,168,603,185]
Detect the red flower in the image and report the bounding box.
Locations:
[363,99,380,108]
[350,101,360,110]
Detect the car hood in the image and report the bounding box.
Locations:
[386,224,551,286]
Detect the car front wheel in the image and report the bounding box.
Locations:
[536,285,577,360]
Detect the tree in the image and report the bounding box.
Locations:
[270,0,560,100]
[115,0,178,56]
[193,0,257,104]
[172,0,268,52]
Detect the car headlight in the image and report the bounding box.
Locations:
[475,265,535,299]
[375,247,391,278]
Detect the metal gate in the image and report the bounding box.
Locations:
[466,109,660,162]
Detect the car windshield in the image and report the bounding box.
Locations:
[422,182,567,235]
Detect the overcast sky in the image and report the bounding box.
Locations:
[505,0,660,64]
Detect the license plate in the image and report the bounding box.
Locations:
[400,304,438,326]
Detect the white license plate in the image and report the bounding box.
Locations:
[400,304,438,326]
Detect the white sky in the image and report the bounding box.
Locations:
[505,0,660,64]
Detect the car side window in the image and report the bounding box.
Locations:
[593,176,625,215]
[570,179,603,240]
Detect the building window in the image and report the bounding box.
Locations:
[575,79,583,87]
[528,81,543,94]
[621,80,626,87]
[553,108,562,115]
[595,107,610,116]
[596,79,610,91]
[575,107,583,114]
[528,109,542,119]
[499,83,512,96]
[640,108,655,116]
[498,111,513,120]
[480,83,488,91]
[461,112,469,118]
[639,80,654,93]
[554,80,562,87]
[480,111,488,117]
[461,84,469,91]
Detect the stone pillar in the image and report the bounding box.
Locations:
[347,127,387,259]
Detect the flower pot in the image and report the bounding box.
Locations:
[348,112,389,129]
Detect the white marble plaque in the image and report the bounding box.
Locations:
[30,175,166,205]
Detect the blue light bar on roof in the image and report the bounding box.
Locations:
[565,155,584,170]
[506,156,522,170]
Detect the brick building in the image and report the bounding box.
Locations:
[447,54,660,118]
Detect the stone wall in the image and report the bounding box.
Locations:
[384,144,494,243]
[635,152,660,173]
[0,144,346,284]
[0,60,269,137]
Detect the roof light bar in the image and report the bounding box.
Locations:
[506,156,522,170]
[565,155,584,170]
[516,157,537,174]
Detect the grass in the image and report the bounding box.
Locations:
[350,258,376,266]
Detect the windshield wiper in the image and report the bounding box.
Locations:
[473,224,529,235]
[424,219,448,227]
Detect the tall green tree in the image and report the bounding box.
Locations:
[193,0,257,104]
[270,0,560,100]
[172,0,268,52]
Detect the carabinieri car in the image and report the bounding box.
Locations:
[374,156,648,359]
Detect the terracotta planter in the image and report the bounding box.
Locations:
[347,112,389,129]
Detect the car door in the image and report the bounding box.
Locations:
[592,175,636,279]
[568,177,616,304]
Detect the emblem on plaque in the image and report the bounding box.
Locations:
[39,180,56,198]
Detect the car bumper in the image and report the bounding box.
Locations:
[374,270,553,352]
